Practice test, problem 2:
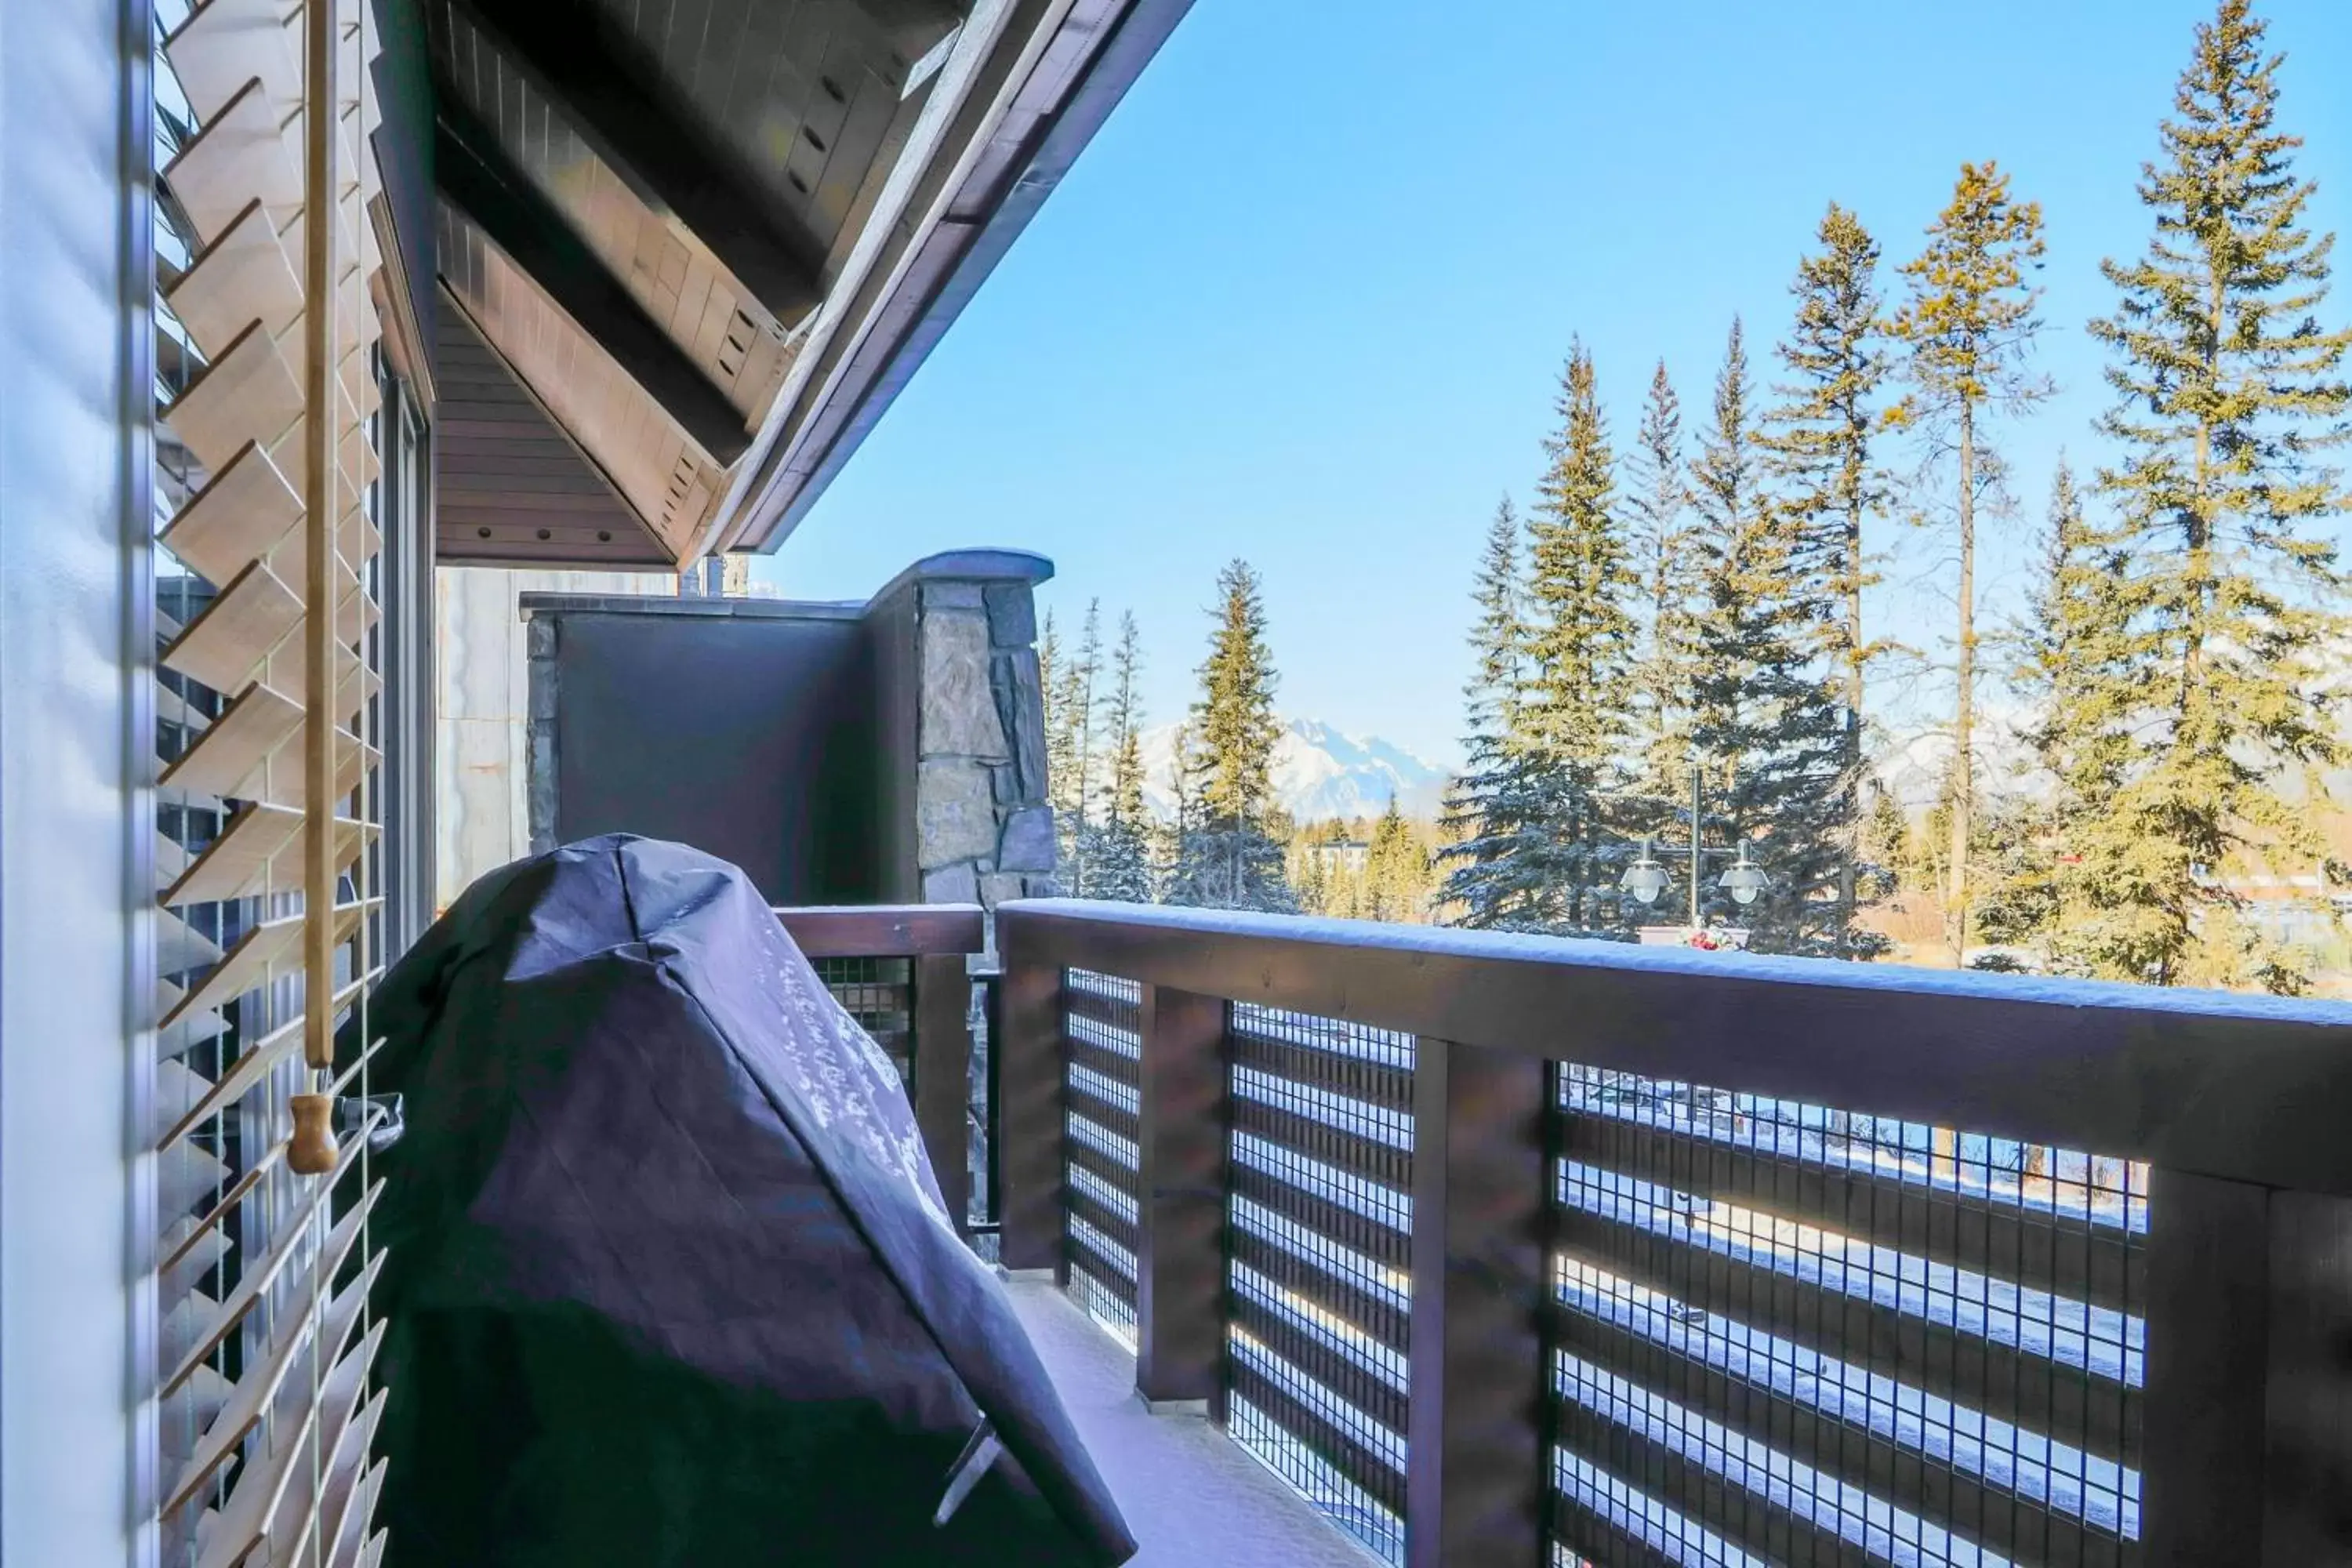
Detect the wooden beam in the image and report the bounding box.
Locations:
[846,0,966,69]
[992,900,2352,1199]
[772,903,986,959]
[441,0,822,325]
[432,97,751,466]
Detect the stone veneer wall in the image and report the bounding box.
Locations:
[902,574,1057,909]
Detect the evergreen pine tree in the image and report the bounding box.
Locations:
[1167,561,1296,912]
[2078,0,2350,992]
[1439,499,1555,930]
[1760,204,1895,955]
[2014,459,2129,973]
[1156,721,1196,901]
[1688,318,1846,952]
[1059,601,1104,895]
[1363,798,1431,924]
[1087,612,1156,903]
[1860,779,1910,902]
[1624,361,1703,806]
[1522,341,1638,933]
[1288,823,1335,916]
[1969,792,2061,955]
[1041,608,1073,827]
[1891,160,2053,963]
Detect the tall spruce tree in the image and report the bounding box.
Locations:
[1760,205,1895,956]
[1157,720,1196,899]
[1041,608,1071,820]
[1363,798,1432,923]
[1167,561,1296,912]
[1688,318,1846,952]
[1624,362,1703,807]
[2080,0,2350,990]
[2015,459,2132,972]
[1439,499,1555,929]
[1522,341,1638,933]
[1059,601,1105,894]
[1087,612,1155,902]
[1892,161,2053,964]
[1860,779,1910,902]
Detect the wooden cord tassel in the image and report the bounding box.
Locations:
[289,1086,337,1174]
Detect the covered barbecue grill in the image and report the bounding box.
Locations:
[362,834,1134,1566]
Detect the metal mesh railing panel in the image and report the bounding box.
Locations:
[1224,1004,1415,1565]
[1547,1064,2147,1568]
[812,955,913,1083]
[1064,971,1142,1342]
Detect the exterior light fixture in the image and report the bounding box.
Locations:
[1718,845,1772,907]
[1620,840,1671,906]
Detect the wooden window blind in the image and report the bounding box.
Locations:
[152,0,393,1561]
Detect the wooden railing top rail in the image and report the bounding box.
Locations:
[997,898,2352,1199]
[773,903,985,959]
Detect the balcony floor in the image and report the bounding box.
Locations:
[1003,1276,1378,1567]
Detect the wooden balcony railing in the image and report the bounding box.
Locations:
[775,903,986,1233]
[988,897,2352,1568]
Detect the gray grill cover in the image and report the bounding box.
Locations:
[368,835,1133,1566]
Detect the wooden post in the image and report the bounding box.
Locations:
[1406,1038,1550,1568]
[995,935,1065,1273]
[2261,1190,2352,1563]
[1135,985,1226,1407]
[913,953,973,1235]
[2140,1166,2269,1565]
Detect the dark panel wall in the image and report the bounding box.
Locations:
[554,612,880,903]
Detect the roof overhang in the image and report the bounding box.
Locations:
[415,0,1192,571]
[710,0,1196,555]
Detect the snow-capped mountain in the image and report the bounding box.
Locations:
[1874,706,2047,812]
[1136,718,1452,825]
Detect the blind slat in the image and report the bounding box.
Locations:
[161,1157,374,1396]
[196,1314,383,1568]
[158,1015,299,1153]
[162,1210,380,1516]
[274,1383,385,1566]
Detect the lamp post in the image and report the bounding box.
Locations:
[1618,750,1771,936]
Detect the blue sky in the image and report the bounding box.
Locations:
[753,0,2352,767]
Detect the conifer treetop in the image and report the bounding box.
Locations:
[1893,162,2052,417]
[2091,0,2351,563]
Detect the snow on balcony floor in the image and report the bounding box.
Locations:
[1003,1276,1382,1568]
